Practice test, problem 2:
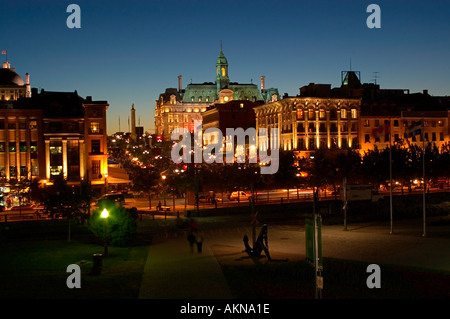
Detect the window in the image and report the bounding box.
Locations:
[424,132,429,141]
[364,120,370,127]
[50,141,63,177]
[8,123,15,130]
[319,123,326,133]
[0,120,4,129]
[432,132,436,141]
[91,140,101,154]
[351,109,357,119]
[308,109,315,120]
[330,109,337,120]
[10,166,17,178]
[19,121,26,129]
[319,109,325,119]
[29,120,37,130]
[374,120,380,127]
[330,123,338,132]
[394,120,399,127]
[341,109,347,119]
[30,142,37,152]
[438,120,444,127]
[90,122,100,133]
[49,122,62,132]
[92,160,101,176]
[9,142,16,152]
[431,121,436,128]
[440,132,444,141]
[19,142,27,152]
[365,134,370,143]
[394,134,399,141]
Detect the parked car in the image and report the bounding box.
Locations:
[229,191,252,201]
[98,193,125,205]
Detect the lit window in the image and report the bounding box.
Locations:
[29,120,37,130]
[224,96,229,102]
[90,122,100,133]
[351,109,357,119]
[341,109,347,119]
[319,109,325,119]
[297,109,303,119]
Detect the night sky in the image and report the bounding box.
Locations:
[2,0,450,134]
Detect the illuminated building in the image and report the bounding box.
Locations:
[0,61,31,101]
[359,91,450,153]
[155,44,279,140]
[10,89,109,192]
[254,96,361,157]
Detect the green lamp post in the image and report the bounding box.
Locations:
[100,208,109,257]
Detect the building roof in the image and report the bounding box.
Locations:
[14,89,85,117]
[0,68,24,86]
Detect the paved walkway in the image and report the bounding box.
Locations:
[138,234,233,299]
[138,217,450,299]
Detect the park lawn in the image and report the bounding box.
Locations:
[0,239,149,299]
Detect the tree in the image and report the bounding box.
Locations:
[41,173,84,241]
[88,200,137,247]
[130,166,160,209]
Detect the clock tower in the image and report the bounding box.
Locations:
[216,41,229,91]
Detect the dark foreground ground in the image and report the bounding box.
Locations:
[0,198,449,300]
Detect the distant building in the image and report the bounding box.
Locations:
[155,44,280,140]
[254,96,361,157]
[0,61,31,101]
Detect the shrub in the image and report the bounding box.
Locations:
[88,200,137,247]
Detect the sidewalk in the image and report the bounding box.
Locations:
[138,234,233,299]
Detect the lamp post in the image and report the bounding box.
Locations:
[100,208,109,257]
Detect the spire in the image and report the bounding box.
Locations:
[220,40,223,54]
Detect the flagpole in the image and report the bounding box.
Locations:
[389,118,393,234]
[422,116,426,237]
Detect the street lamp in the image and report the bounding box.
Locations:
[100,208,109,257]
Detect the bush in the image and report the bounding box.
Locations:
[88,200,137,247]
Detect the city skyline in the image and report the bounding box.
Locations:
[2,0,450,134]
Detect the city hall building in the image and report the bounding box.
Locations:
[155,44,280,140]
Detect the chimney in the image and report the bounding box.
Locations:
[2,61,10,69]
[261,76,265,91]
[178,75,182,92]
[26,73,30,84]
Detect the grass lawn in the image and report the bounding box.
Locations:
[0,226,149,299]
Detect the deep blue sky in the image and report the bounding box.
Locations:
[2,0,450,134]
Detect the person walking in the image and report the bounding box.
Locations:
[196,235,203,253]
[187,231,196,253]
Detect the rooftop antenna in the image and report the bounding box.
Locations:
[372,72,380,85]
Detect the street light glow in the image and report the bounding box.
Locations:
[101,208,109,218]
